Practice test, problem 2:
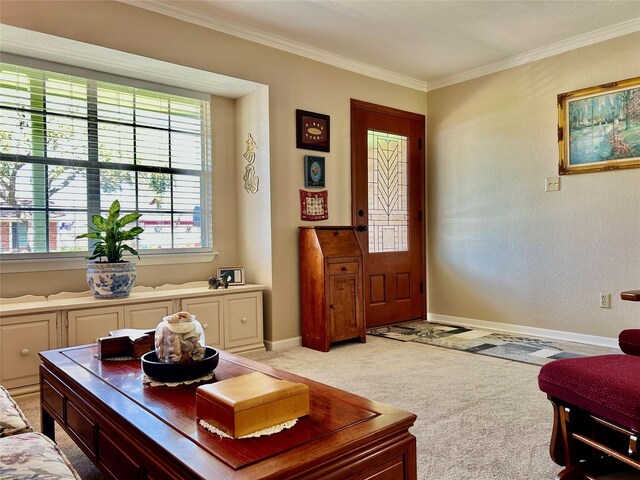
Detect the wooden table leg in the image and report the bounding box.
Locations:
[41,405,55,441]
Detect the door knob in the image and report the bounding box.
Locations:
[356,225,368,232]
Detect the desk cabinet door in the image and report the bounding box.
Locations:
[328,273,363,342]
[67,307,124,346]
[180,297,222,349]
[0,313,58,389]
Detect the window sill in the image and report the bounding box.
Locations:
[0,252,218,273]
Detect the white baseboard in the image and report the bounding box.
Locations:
[427,313,620,349]
[265,336,302,351]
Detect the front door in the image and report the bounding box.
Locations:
[351,99,425,327]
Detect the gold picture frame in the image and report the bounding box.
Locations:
[558,76,640,175]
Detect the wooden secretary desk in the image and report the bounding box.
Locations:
[299,226,366,352]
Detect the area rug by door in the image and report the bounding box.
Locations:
[367,320,619,366]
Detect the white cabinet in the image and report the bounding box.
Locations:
[180,296,223,349]
[0,283,266,394]
[0,312,58,389]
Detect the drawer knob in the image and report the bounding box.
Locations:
[202,323,209,329]
[241,317,247,323]
[341,266,347,271]
[21,348,30,356]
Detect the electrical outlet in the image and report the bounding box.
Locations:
[545,177,560,192]
[599,293,611,309]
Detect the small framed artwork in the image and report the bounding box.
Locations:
[300,189,328,221]
[304,155,325,187]
[558,76,640,175]
[217,267,245,286]
[296,109,330,152]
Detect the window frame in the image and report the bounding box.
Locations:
[0,61,213,261]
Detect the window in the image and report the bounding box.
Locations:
[0,62,212,258]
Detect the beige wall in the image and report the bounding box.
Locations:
[0,1,427,342]
[427,33,640,338]
[236,87,273,339]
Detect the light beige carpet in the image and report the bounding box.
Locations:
[13,336,638,479]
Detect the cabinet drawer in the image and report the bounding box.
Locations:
[328,262,359,276]
[0,313,58,388]
[66,400,97,457]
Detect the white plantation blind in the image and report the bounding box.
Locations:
[0,62,212,257]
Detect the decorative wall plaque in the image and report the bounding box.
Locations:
[243,133,259,193]
[296,110,330,152]
[304,155,325,187]
[299,189,328,221]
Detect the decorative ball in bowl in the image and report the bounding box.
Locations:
[141,347,219,382]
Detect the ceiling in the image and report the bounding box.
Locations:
[123,0,640,91]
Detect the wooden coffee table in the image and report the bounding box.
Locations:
[39,345,417,479]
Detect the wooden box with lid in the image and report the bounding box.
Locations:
[299,226,365,352]
[196,371,309,438]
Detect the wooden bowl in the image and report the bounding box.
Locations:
[141,347,219,382]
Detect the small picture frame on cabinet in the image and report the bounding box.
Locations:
[217,267,245,286]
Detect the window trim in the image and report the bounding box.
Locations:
[0,250,219,273]
[1,60,213,258]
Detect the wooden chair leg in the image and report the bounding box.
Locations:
[554,464,598,480]
[559,405,578,467]
[548,398,566,466]
[547,396,581,467]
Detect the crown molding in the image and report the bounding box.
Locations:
[117,0,428,92]
[115,2,640,93]
[427,17,640,91]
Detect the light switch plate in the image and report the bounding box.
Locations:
[545,177,560,192]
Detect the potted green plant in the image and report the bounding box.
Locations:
[76,200,144,299]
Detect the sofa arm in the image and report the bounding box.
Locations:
[0,385,32,437]
[619,329,640,356]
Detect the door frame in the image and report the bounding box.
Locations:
[350,99,427,324]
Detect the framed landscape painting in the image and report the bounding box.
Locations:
[558,77,640,174]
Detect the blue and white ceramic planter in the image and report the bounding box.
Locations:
[86,262,136,299]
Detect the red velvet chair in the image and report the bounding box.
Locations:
[538,292,640,480]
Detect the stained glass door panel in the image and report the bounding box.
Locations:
[367,130,408,253]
